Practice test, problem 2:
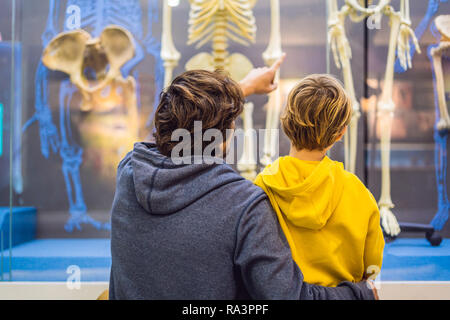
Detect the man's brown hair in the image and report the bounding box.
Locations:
[154,70,244,157]
[281,74,352,151]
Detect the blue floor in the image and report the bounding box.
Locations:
[380,238,450,281]
[0,238,449,282]
[1,239,111,281]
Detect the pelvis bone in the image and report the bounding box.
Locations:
[42,25,139,178]
[186,51,254,82]
[42,25,136,112]
[436,15,450,42]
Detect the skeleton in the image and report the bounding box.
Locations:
[430,15,450,230]
[161,0,282,179]
[327,0,420,236]
[24,0,164,232]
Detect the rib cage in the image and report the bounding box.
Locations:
[188,0,256,48]
[66,0,144,38]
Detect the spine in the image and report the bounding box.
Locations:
[212,10,228,69]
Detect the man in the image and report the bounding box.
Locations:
[109,56,377,299]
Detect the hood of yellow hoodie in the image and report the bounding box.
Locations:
[260,156,346,230]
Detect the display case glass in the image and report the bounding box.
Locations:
[0,0,16,281]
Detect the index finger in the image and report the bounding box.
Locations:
[270,53,286,72]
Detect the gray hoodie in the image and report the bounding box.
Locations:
[109,142,374,300]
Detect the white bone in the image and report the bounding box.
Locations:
[376,1,421,237]
[161,0,181,88]
[431,15,450,131]
[377,8,401,237]
[345,0,390,16]
[327,0,360,173]
[261,0,282,167]
[237,102,257,179]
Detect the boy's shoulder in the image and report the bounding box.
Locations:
[341,169,365,189]
[340,167,378,210]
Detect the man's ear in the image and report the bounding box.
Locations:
[100,25,135,72]
[42,30,91,76]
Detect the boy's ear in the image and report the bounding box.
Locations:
[336,126,347,142]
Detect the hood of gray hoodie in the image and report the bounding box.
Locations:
[130,142,243,215]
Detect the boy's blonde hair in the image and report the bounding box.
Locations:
[281,74,352,151]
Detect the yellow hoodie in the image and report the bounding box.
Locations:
[254,156,385,287]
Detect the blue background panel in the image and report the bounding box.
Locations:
[0,207,36,248]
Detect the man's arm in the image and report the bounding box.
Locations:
[234,196,376,300]
[239,53,286,97]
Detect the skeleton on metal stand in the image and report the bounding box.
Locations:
[387,1,448,244]
[327,0,420,237]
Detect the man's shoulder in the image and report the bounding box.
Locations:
[117,151,133,172]
[215,166,268,207]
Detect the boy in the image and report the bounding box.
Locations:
[254,74,385,287]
